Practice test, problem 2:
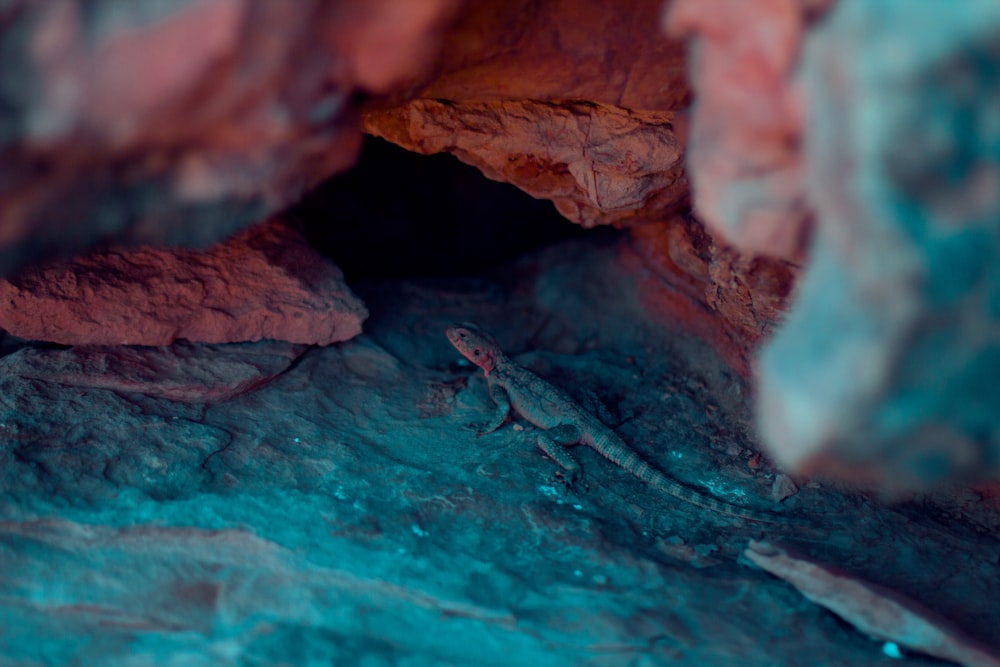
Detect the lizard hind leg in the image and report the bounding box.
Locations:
[547,423,583,445]
[537,426,586,490]
[577,388,618,426]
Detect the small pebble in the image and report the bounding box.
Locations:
[882,642,903,660]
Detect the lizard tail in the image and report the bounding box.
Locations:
[591,432,807,526]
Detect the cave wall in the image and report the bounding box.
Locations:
[3,2,1000,664]
[1,0,999,494]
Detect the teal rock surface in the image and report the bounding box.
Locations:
[1,236,997,665]
[758,0,1000,489]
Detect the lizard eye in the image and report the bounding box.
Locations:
[473,349,481,356]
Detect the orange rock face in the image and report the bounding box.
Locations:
[365,100,686,227]
[627,216,797,374]
[404,0,689,109]
[364,0,691,228]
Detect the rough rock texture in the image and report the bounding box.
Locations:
[0,219,368,346]
[365,100,686,227]
[396,0,689,109]
[0,0,786,379]
[664,0,825,261]
[0,340,306,402]
[0,0,458,274]
[363,0,691,228]
[2,235,998,665]
[746,541,1000,667]
[756,0,1000,489]
[628,215,797,375]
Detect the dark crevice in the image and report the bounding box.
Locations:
[293,136,600,281]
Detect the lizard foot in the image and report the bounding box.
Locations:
[554,467,588,493]
[462,421,498,437]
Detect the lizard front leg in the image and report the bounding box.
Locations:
[468,379,511,435]
[537,424,587,490]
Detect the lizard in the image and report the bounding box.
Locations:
[446,322,807,526]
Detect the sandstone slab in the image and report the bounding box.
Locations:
[365,99,686,227]
[0,340,306,403]
[0,219,368,346]
[747,541,1000,667]
[363,0,692,228]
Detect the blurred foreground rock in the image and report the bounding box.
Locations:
[0,0,458,273]
[664,0,823,262]
[755,0,1000,490]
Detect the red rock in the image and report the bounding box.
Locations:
[0,0,460,273]
[665,0,819,261]
[625,215,797,375]
[365,100,687,227]
[0,219,367,346]
[402,0,689,110]
[363,0,692,228]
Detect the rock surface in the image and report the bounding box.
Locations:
[0,340,306,402]
[363,0,691,228]
[365,100,686,227]
[0,0,458,273]
[0,219,368,346]
[746,541,1000,667]
[1,235,998,665]
[664,0,823,261]
[756,0,1000,489]
[628,214,797,375]
[397,0,689,110]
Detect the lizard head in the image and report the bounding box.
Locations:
[446,322,499,372]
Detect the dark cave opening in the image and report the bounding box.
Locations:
[294,136,602,281]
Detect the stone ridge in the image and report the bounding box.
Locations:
[0,219,368,346]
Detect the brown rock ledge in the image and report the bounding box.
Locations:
[0,219,367,346]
